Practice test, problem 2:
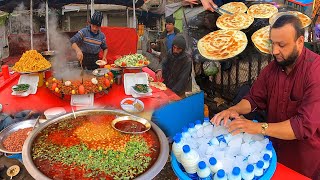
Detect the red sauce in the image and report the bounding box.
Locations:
[114,120,147,133]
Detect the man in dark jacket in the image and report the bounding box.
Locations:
[161,34,192,97]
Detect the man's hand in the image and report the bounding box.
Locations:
[182,0,199,6]
[200,0,217,12]
[156,70,162,81]
[227,117,261,135]
[102,58,107,64]
[76,50,83,63]
[211,108,240,126]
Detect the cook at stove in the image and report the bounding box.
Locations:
[70,11,108,70]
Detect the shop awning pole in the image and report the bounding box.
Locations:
[30,0,33,49]
[46,0,50,51]
[91,0,94,17]
[133,0,136,28]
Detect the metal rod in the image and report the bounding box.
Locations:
[133,0,136,28]
[91,0,94,17]
[30,0,33,49]
[46,0,50,51]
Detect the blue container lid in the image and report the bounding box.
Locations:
[232,167,240,176]
[183,145,190,153]
[198,161,206,169]
[263,154,270,161]
[204,117,210,122]
[257,161,264,169]
[246,164,254,173]
[195,120,201,125]
[209,157,217,165]
[188,123,195,128]
[217,169,225,178]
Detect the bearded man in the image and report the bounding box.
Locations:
[211,15,320,180]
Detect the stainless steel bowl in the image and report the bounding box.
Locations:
[0,119,38,154]
[111,115,151,134]
[22,109,169,180]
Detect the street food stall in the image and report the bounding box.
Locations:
[0,0,317,179]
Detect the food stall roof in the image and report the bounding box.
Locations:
[0,0,145,12]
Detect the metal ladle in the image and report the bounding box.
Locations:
[6,165,20,179]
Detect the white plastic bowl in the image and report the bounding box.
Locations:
[44,107,66,119]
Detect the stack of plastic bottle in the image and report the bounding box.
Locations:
[172,117,274,180]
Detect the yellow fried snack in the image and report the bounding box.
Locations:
[12,50,51,72]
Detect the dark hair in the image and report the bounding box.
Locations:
[165,15,175,25]
[271,14,304,40]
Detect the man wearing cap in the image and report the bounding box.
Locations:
[70,11,108,70]
[161,34,192,97]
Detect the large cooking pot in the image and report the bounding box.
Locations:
[22,109,169,180]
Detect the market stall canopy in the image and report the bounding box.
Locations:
[0,0,145,12]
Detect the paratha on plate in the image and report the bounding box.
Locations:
[252,26,272,54]
[216,12,254,30]
[198,30,248,60]
[220,2,248,13]
[247,4,278,19]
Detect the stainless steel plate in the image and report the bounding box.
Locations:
[0,119,38,154]
[111,115,151,134]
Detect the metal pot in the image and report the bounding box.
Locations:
[22,109,169,180]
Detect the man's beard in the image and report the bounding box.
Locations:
[274,46,299,68]
[173,52,180,57]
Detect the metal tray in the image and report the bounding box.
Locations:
[0,119,38,154]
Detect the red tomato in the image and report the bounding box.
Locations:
[121,62,126,67]
[51,83,57,91]
[107,72,113,78]
[105,79,110,87]
[78,85,85,95]
[143,61,149,65]
[138,60,143,64]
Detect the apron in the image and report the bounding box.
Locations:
[82,53,99,70]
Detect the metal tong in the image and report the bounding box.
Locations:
[210,4,233,15]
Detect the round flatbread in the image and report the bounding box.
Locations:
[216,12,254,30]
[269,11,311,28]
[198,30,248,60]
[247,4,278,19]
[150,82,167,90]
[252,26,272,54]
[220,2,248,14]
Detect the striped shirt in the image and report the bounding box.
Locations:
[70,25,107,54]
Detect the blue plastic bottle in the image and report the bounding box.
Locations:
[262,153,271,170]
[203,117,211,126]
[208,157,223,174]
[213,169,227,180]
[172,134,185,171]
[197,161,212,180]
[194,120,202,130]
[180,145,199,180]
[241,164,255,180]
[228,167,241,180]
[254,160,264,177]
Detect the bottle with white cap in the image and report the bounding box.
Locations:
[172,133,185,171]
[241,164,255,180]
[254,160,264,177]
[197,161,212,180]
[208,157,223,174]
[203,117,211,126]
[228,167,241,180]
[180,145,199,180]
[261,143,273,158]
[194,120,202,130]
[213,169,227,180]
[262,153,271,169]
